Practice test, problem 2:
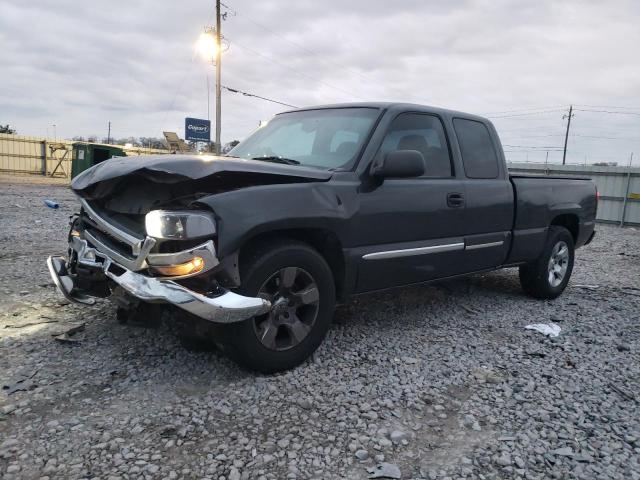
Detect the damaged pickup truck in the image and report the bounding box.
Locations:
[48,103,597,372]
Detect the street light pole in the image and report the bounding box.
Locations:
[215,0,222,155]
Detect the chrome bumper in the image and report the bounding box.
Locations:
[47,238,271,324]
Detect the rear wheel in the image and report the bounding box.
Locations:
[519,226,574,299]
[223,239,335,373]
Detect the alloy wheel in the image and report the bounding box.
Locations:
[547,240,569,287]
[253,267,320,351]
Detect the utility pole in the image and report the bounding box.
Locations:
[207,75,210,122]
[562,105,574,165]
[107,121,111,144]
[215,0,222,155]
[620,152,634,227]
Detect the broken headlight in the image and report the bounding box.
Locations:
[145,210,216,240]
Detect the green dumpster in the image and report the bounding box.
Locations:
[71,143,127,178]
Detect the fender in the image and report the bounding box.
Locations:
[196,181,359,258]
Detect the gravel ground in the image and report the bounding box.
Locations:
[1,176,639,480]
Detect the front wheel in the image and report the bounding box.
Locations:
[223,239,336,373]
[519,226,575,299]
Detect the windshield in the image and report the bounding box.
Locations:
[229,107,380,170]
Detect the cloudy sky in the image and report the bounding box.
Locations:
[1,0,639,164]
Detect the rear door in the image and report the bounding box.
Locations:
[353,112,468,292]
[452,118,514,270]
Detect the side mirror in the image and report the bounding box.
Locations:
[371,150,425,179]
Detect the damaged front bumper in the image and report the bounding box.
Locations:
[47,238,271,324]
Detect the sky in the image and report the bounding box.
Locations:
[1,0,639,165]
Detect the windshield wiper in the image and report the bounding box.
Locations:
[252,156,301,165]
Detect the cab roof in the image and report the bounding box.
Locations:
[279,102,490,123]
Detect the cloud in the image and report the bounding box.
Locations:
[0,0,638,164]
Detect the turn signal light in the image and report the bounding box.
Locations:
[70,229,81,237]
[151,257,205,277]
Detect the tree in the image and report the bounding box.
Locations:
[0,124,16,134]
[139,137,168,149]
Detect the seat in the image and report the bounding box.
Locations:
[335,141,358,158]
[397,134,430,159]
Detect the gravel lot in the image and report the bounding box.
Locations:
[1,176,639,480]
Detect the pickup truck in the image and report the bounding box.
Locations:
[47,103,597,373]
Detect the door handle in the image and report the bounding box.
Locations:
[447,192,464,208]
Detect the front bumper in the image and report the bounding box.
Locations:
[47,238,271,324]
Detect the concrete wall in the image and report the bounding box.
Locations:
[0,133,169,179]
[508,162,640,226]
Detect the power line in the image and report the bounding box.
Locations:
[574,108,640,117]
[503,144,563,149]
[482,105,566,115]
[502,133,639,141]
[501,134,565,138]
[572,134,640,141]
[222,85,298,108]
[230,41,363,100]
[487,109,567,119]
[503,149,563,153]
[574,104,640,110]
[221,1,415,100]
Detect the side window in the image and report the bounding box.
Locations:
[380,113,453,177]
[453,118,499,179]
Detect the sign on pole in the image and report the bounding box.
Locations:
[185,117,211,142]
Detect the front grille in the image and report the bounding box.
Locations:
[84,223,134,259]
[77,198,152,271]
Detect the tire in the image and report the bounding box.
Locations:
[223,238,336,373]
[519,226,575,299]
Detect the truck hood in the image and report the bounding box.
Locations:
[72,154,334,214]
[72,154,332,191]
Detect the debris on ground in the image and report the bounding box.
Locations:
[4,319,59,329]
[52,322,86,344]
[2,370,38,395]
[44,199,59,209]
[608,382,637,403]
[367,462,402,479]
[461,304,482,315]
[525,323,561,337]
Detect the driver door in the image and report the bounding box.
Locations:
[352,113,467,292]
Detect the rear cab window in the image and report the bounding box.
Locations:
[453,118,500,179]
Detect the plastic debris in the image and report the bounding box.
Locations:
[44,199,59,209]
[525,323,561,337]
[367,462,402,479]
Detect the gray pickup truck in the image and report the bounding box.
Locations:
[48,103,597,372]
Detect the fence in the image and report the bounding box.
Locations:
[508,162,640,226]
[0,133,169,179]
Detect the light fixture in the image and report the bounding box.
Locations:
[151,257,205,277]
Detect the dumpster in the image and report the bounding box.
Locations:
[71,143,127,178]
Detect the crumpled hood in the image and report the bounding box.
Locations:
[72,154,333,191]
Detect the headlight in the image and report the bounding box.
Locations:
[145,210,216,240]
